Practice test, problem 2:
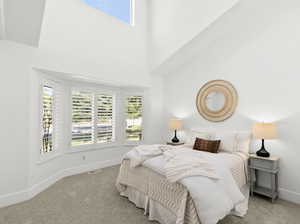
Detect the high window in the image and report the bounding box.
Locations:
[125,96,143,141]
[71,90,115,147]
[82,0,134,25]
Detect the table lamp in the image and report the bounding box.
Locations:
[252,122,278,157]
[169,119,182,143]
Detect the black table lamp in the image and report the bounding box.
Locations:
[253,122,278,157]
[169,119,182,143]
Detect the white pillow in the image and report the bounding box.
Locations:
[185,130,214,147]
[235,132,252,154]
[215,132,237,153]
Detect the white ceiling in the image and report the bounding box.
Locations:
[3,0,46,46]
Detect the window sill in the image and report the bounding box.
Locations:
[68,142,122,154]
[37,152,63,165]
[36,142,142,164]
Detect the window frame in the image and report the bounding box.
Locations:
[70,86,118,151]
[124,92,144,145]
[95,93,116,144]
[38,78,62,162]
[130,0,135,26]
[71,89,95,147]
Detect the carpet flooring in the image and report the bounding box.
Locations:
[0,165,299,224]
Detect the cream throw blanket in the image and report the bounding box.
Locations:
[127,144,173,168]
[164,149,219,182]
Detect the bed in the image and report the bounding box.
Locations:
[116,143,250,224]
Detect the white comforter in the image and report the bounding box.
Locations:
[125,145,248,224]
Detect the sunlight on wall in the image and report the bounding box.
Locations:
[237,105,299,123]
[170,108,193,119]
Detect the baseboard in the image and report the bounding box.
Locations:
[0,158,122,208]
[0,189,29,208]
[1,160,298,208]
[279,188,300,205]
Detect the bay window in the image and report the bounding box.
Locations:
[40,75,144,157]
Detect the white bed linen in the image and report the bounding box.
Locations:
[124,146,249,224]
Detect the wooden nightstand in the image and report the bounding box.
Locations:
[249,154,280,202]
[166,142,185,146]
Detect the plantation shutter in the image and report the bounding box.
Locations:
[41,81,64,154]
[72,91,94,146]
[125,96,143,141]
[42,85,54,153]
[53,83,64,152]
[96,94,115,143]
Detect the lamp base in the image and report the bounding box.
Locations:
[172,130,180,143]
[256,139,270,157]
[256,148,270,157]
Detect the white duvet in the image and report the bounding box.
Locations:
[125,145,248,224]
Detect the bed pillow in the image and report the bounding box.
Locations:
[185,130,214,147]
[236,132,252,154]
[215,132,237,153]
[193,138,221,153]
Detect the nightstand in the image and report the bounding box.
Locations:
[249,154,280,202]
[166,142,185,146]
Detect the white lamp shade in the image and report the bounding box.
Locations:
[169,119,182,130]
[252,122,278,139]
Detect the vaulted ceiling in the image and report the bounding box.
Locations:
[1,0,46,46]
[0,0,240,72]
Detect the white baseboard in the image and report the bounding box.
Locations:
[0,158,122,208]
[279,188,300,205]
[1,159,299,208]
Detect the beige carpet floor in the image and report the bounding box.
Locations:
[0,165,299,224]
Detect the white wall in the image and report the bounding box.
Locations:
[37,0,149,86]
[0,0,4,39]
[0,40,163,208]
[149,0,238,70]
[162,0,300,204]
[0,42,35,201]
[0,0,165,207]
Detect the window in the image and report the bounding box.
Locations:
[82,0,134,25]
[72,91,94,146]
[125,96,143,141]
[97,94,114,143]
[42,85,54,153]
[71,90,115,147]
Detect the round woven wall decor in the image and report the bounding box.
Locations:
[196,80,238,122]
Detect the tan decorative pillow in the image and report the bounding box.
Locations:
[193,138,221,153]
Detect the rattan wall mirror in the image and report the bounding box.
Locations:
[196,80,238,122]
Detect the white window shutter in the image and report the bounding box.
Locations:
[71,91,94,146]
[96,94,115,143]
[125,96,143,141]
